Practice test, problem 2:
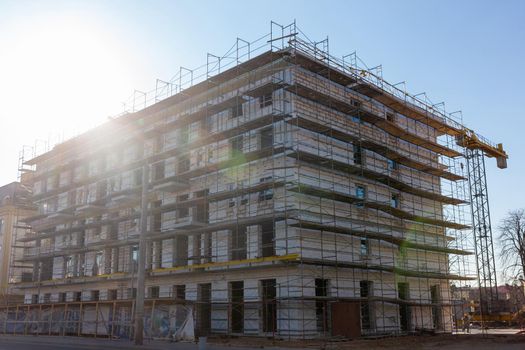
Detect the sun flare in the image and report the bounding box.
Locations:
[1,12,133,140]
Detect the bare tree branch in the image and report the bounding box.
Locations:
[498,209,525,282]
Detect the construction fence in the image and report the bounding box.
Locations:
[0,299,194,340]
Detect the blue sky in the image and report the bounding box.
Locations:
[0,0,524,279]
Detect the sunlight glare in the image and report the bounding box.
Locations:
[1,11,135,143]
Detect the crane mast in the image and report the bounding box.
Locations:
[457,129,508,316]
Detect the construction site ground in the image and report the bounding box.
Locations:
[1,329,524,350]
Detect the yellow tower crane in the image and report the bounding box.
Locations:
[456,128,508,317]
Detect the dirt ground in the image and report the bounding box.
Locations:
[209,331,525,350]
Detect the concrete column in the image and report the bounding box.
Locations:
[243,279,259,335]
[161,239,173,268]
[188,235,197,266]
[174,235,188,266]
[246,225,260,259]
[214,230,229,262]
[111,248,119,273]
[211,280,228,333]
[104,247,112,274]
[203,233,212,263]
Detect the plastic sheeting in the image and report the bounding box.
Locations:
[144,304,194,341]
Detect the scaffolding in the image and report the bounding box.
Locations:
[2,21,506,340]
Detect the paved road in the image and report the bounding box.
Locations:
[1,332,524,350]
[0,335,207,350]
[0,335,288,350]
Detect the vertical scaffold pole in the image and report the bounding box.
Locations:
[134,164,149,345]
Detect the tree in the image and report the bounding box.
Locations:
[498,209,525,282]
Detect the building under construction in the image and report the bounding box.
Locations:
[2,22,508,339]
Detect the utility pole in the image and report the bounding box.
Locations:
[134,164,149,345]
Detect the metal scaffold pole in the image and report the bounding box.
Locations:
[134,164,149,345]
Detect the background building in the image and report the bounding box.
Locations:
[452,283,525,323]
[0,182,36,304]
